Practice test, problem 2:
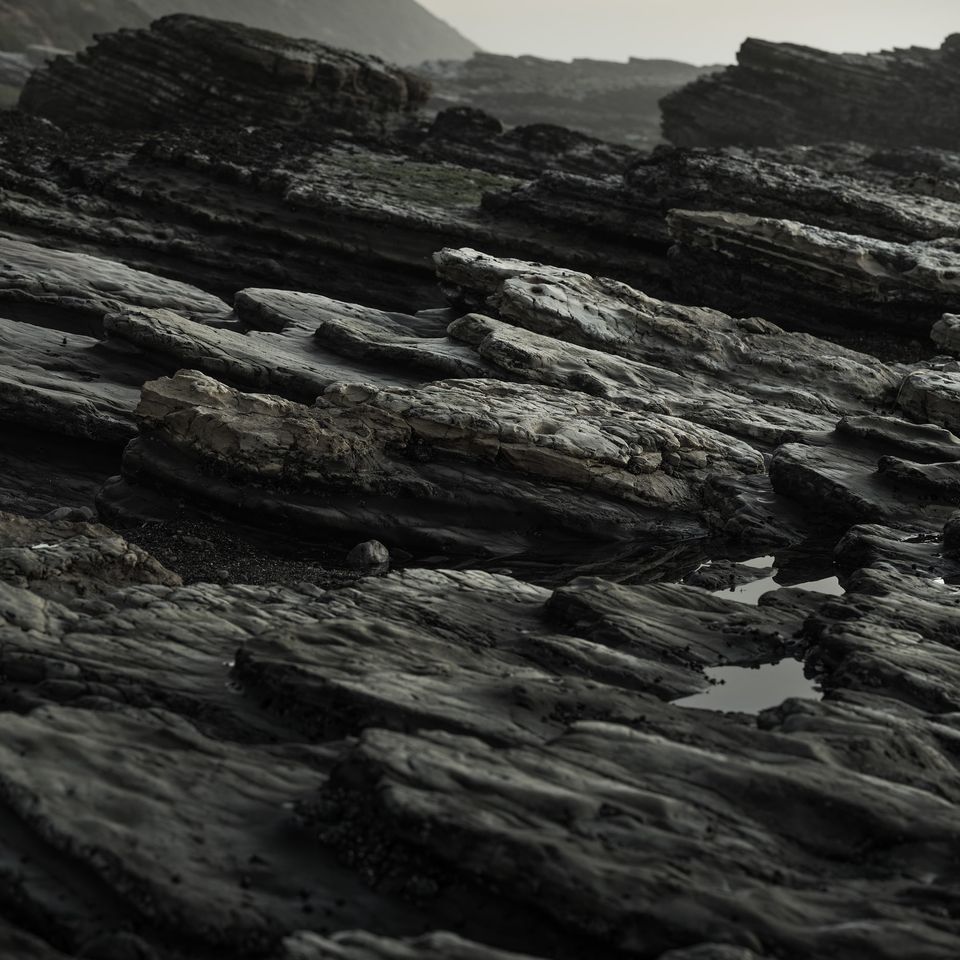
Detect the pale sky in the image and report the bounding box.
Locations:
[419,0,959,65]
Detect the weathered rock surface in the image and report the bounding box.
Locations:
[0,233,229,333]
[769,415,960,532]
[0,110,646,314]
[101,367,757,558]
[668,209,960,335]
[435,248,899,421]
[420,52,719,149]
[20,15,430,131]
[5,490,960,959]
[662,35,960,151]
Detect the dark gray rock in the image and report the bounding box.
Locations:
[19,15,430,131]
[347,540,390,573]
[662,35,960,152]
[668,209,960,335]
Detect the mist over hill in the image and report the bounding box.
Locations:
[0,0,477,63]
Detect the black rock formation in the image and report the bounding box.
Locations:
[662,35,960,151]
[19,15,430,131]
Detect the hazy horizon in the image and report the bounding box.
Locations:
[418,0,959,65]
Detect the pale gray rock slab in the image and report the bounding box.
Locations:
[281,931,548,960]
[898,368,960,434]
[0,316,152,441]
[0,232,229,333]
[449,312,834,445]
[235,288,499,380]
[107,369,758,557]
[435,247,899,420]
[104,307,411,402]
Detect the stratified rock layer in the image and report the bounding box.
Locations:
[662,35,960,150]
[4,509,960,959]
[19,14,430,131]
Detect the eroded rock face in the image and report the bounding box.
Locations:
[662,35,960,151]
[668,209,960,335]
[6,506,960,959]
[103,367,756,557]
[0,110,646,314]
[19,15,430,131]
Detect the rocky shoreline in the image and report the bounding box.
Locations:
[2,14,960,960]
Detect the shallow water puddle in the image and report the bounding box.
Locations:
[674,659,822,714]
[712,556,845,606]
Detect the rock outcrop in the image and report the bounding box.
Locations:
[420,52,718,149]
[19,15,431,131]
[668,209,960,336]
[0,107,642,315]
[662,35,960,151]
[4,509,960,958]
[6,15,960,955]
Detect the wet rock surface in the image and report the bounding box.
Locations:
[4,12,960,960]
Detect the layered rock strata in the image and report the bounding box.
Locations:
[661,35,960,151]
[3,512,960,958]
[19,15,430,131]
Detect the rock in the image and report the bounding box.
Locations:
[668,209,960,335]
[5,507,960,957]
[0,316,146,442]
[310,717,960,959]
[625,148,960,243]
[102,368,758,559]
[661,35,960,151]
[835,521,960,582]
[347,540,390,573]
[281,931,548,960]
[43,506,95,522]
[19,15,430,131]
[932,314,960,353]
[0,509,180,600]
[416,107,636,180]
[103,306,408,403]
[435,248,900,420]
[897,367,960,434]
[769,415,960,533]
[420,51,717,149]
[0,233,229,335]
